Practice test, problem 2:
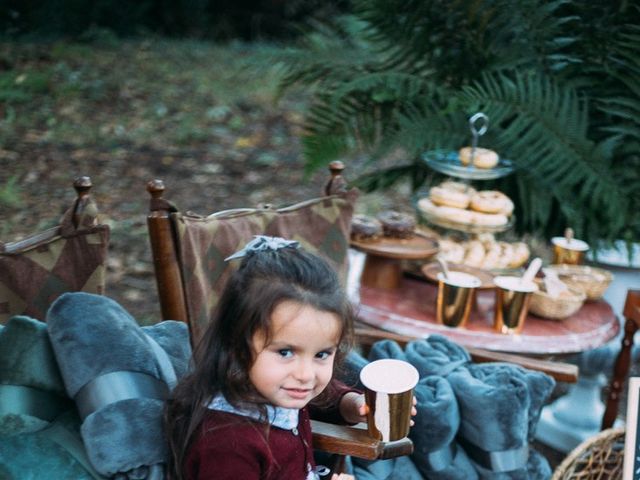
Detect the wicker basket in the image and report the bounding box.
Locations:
[529,280,586,320]
[548,264,614,301]
[551,427,625,479]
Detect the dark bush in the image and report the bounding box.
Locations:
[0,0,350,40]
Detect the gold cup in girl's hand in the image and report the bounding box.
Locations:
[359,359,419,442]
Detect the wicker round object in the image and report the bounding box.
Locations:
[551,427,625,480]
[529,281,586,320]
[548,264,614,301]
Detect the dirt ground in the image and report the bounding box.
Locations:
[0,39,343,322]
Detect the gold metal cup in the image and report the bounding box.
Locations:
[551,237,589,265]
[359,359,419,442]
[436,272,482,328]
[493,276,538,334]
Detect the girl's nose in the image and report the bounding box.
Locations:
[294,358,314,383]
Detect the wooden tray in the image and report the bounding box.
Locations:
[421,261,495,289]
[350,232,439,260]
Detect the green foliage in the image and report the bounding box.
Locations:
[274,0,640,246]
[0,176,22,208]
[0,69,51,102]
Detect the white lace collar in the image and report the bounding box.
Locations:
[207,394,299,430]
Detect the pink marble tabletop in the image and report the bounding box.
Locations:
[355,275,619,355]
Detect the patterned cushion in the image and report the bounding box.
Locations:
[173,189,358,341]
[0,204,109,324]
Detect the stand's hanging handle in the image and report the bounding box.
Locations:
[469,112,489,167]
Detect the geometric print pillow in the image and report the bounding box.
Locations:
[173,188,357,342]
[0,204,109,325]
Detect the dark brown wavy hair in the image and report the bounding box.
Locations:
[163,246,354,479]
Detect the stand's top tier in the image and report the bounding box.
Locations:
[422,112,515,181]
[422,149,515,180]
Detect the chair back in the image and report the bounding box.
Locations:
[0,177,110,324]
[147,162,358,343]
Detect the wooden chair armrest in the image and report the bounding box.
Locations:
[353,327,579,383]
[311,420,413,460]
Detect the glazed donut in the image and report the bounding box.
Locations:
[350,214,383,243]
[470,191,512,215]
[417,198,474,225]
[477,232,496,246]
[430,185,471,209]
[468,210,509,227]
[508,242,531,268]
[440,181,476,196]
[463,240,485,267]
[499,196,515,216]
[459,147,499,169]
[481,242,502,270]
[438,239,466,264]
[496,242,515,269]
[377,210,416,238]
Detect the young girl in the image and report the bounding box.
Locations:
[165,236,366,480]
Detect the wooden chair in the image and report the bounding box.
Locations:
[602,289,640,429]
[0,176,110,324]
[146,162,578,473]
[146,162,414,471]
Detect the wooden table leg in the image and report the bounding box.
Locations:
[360,254,403,289]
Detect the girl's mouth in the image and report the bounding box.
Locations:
[283,388,312,399]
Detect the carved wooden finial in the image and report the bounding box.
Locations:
[147,179,166,199]
[329,160,345,176]
[71,176,96,229]
[73,176,92,198]
[325,161,347,195]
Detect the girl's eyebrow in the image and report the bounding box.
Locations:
[268,340,338,351]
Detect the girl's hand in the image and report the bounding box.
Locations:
[339,393,418,426]
[410,396,418,426]
[331,474,355,480]
[339,392,367,424]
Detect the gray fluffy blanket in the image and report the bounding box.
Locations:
[47,292,191,478]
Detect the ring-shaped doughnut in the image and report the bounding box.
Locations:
[470,191,512,215]
[350,214,383,242]
[418,198,474,225]
[459,147,499,169]
[429,185,471,209]
[377,211,415,238]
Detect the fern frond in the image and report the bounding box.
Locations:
[461,71,627,243]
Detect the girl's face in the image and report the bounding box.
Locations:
[249,300,341,409]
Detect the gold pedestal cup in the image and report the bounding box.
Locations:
[551,236,589,265]
[493,276,538,334]
[436,271,482,328]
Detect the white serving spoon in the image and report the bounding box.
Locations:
[436,256,451,281]
[521,257,542,287]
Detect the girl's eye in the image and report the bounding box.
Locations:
[278,349,293,358]
[316,351,333,360]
